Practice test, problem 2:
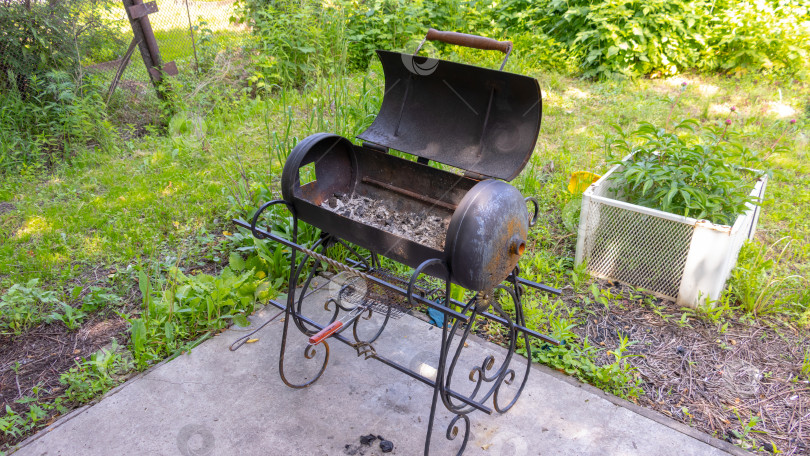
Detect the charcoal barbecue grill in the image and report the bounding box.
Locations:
[234,28,561,455]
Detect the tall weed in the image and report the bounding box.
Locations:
[0,72,116,175]
[728,239,804,317]
[240,0,348,88]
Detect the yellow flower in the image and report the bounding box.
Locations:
[255,271,266,279]
[222,230,232,236]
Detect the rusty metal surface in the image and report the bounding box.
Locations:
[361,177,458,211]
[445,179,529,291]
[357,50,542,181]
[127,1,158,19]
[281,134,478,280]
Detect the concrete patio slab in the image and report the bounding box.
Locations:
[14,284,748,456]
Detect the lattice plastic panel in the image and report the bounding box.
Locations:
[576,163,766,305]
[579,199,693,299]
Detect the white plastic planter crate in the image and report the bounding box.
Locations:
[574,163,767,308]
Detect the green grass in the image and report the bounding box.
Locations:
[0,107,253,286]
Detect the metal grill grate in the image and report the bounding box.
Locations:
[368,299,406,320]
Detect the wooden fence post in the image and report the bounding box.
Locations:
[121,0,178,99]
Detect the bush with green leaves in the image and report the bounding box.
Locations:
[0,0,123,93]
[480,0,810,78]
[238,0,348,88]
[605,119,763,225]
[541,0,705,78]
[0,71,116,174]
[699,0,810,78]
[341,0,464,70]
[127,264,274,368]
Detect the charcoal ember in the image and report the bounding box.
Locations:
[360,434,377,446]
[379,439,394,453]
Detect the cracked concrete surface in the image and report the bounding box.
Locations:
[14,288,747,456]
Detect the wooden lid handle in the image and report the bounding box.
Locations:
[425,29,512,54]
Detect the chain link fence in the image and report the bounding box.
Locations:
[1,0,249,100]
[89,0,249,100]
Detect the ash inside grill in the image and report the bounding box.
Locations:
[322,193,449,250]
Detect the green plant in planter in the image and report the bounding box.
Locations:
[605,119,763,225]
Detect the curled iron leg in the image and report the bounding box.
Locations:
[275,210,331,389]
[278,287,331,389]
[444,414,471,456]
[493,275,533,413]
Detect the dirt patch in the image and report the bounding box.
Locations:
[573,284,810,455]
[0,202,20,240]
[83,59,123,73]
[465,275,809,454]
[322,194,449,250]
[0,202,14,216]
[0,313,129,448]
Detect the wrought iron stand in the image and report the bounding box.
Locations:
[234,201,560,456]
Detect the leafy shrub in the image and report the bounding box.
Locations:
[0,1,76,93]
[699,0,810,77]
[239,0,348,88]
[489,0,810,78]
[0,71,115,174]
[0,0,123,93]
[605,119,763,225]
[463,0,546,35]
[542,0,705,78]
[128,265,271,367]
[342,0,463,70]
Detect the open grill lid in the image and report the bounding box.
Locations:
[358,45,542,181]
